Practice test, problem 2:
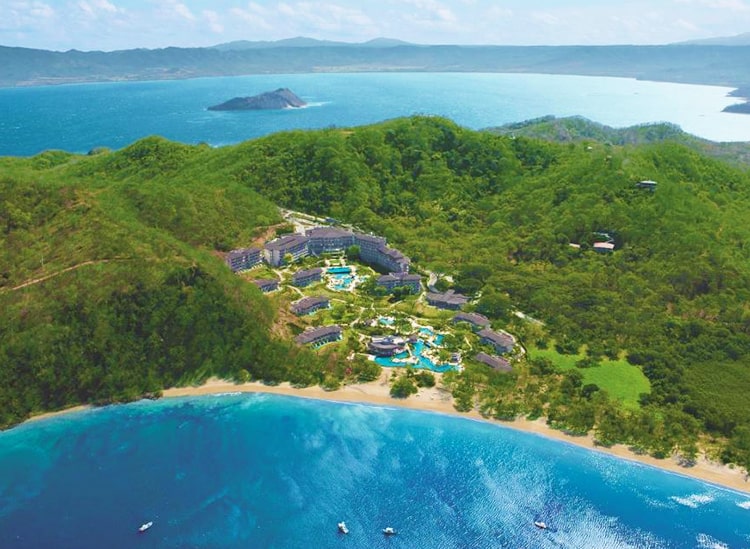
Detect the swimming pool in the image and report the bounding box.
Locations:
[327,267,352,274]
[374,339,456,372]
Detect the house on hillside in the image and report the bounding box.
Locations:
[295,325,342,347]
[252,278,279,293]
[291,296,329,316]
[477,328,515,354]
[475,352,512,372]
[264,234,310,266]
[636,180,657,191]
[292,267,323,287]
[426,290,469,310]
[377,273,422,294]
[452,312,491,331]
[225,247,262,272]
[593,241,615,253]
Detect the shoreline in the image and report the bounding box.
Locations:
[27,375,750,495]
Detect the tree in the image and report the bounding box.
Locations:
[345,245,361,261]
[390,374,418,398]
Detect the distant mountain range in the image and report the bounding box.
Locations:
[487,115,750,164]
[1,38,749,102]
[672,32,750,46]
[211,36,413,51]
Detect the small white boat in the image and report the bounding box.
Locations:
[338,521,349,534]
[534,520,547,530]
[382,527,396,535]
[138,521,153,533]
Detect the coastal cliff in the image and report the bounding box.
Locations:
[208,88,306,111]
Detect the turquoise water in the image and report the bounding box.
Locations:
[0,394,748,548]
[326,267,352,274]
[1,72,748,156]
[331,273,354,290]
[375,338,454,372]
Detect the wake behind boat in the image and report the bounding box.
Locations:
[138,521,153,533]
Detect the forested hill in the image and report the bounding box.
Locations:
[0,141,302,427]
[487,116,750,166]
[2,118,750,467]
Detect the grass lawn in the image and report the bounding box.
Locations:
[530,347,650,410]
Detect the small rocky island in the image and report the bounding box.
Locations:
[208,88,307,111]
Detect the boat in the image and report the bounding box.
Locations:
[382,527,396,535]
[337,521,349,534]
[138,521,153,533]
[534,520,547,530]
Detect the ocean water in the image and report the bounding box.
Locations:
[0,394,748,549]
[1,72,748,157]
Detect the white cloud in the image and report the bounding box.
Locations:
[675,0,750,10]
[203,10,223,33]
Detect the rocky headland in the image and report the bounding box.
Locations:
[208,88,307,111]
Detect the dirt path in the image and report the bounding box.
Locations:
[4,258,123,293]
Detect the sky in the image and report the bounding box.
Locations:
[2,0,750,51]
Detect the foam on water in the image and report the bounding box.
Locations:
[670,493,716,508]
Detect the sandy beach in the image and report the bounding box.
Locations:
[27,373,749,495]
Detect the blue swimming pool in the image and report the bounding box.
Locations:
[327,267,352,274]
[374,339,456,372]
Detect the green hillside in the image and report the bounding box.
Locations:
[2,119,750,469]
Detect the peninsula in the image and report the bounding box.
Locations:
[208,88,306,111]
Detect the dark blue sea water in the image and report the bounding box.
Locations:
[0,394,748,548]
[1,72,748,157]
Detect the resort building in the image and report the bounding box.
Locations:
[372,245,410,273]
[264,234,310,266]
[252,278,279,293]
[452,312,491,330]
[376,272,422,294]
[426,290,469,310]
[355,233,388,262]
[225,247,262,272]
[291,296,329,316]
[292,267,323,287]
[303,226,412,274]
[593,242,615,253]
[367,336,406,357]
[295,325,342,347]
[475,352,512,372]
[306,227,357,255]
[477,328,516,354]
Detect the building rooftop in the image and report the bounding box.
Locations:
[475,352,512,372]
[293,267,323,280]
[226,247,261,259]
[354,232,386,245]
[306,226,353,239]
[378,273,421,283]
[252,278,279,289]
[427,290,469,307]
[291,296,329,314]
[453,312,491,328]
[477,328,516,350]
[593,242,615,251]
[265,233,309,251]
[294,325,342,345]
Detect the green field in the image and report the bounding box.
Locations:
[530,347,650,410]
